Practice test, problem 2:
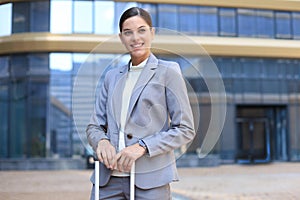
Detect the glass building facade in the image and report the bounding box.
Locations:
[0,0,300,166]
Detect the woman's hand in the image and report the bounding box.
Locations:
[96,139,117,170]
[114,143,146,172]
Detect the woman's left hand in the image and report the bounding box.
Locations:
[114,143,146,172]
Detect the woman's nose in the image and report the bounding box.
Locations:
[131,31,140,41]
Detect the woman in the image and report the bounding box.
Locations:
[87,7,195,200]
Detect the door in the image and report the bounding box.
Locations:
[236,117,271,163]
[236,106,288,163]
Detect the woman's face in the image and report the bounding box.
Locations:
[119,16,155,64]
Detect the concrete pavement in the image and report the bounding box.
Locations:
[1,162,300,200]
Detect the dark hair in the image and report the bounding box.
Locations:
[119,7,152,32]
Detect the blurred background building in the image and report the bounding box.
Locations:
[0,0,300,169]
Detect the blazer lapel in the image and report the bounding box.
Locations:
[111,63,128,129]
[126,54,158,121]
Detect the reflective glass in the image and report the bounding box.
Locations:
[0,3,12,36]
[292,12,300,39]
[30,1,50,32]
[238,9,256,37]
[199,7,218,36]
[50,0,72,33]
[0,56,9,78]
[261,59,280,94]
[242,59,261,93]
[0,80,8,158]
[74,1,93,33]
[12,2,30,33]
[10,55,28,79]
[28,81,47,157]
[49,53,73,157]
[10,80,27,158]
[28,54,50,75]
[275,11,292,39]
[95,1,115,34]
[179,6,198,35]
[257,10,274,38]
[158,4,178,31]
[219,8,236,36]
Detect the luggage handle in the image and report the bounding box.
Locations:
[94,160,135,200]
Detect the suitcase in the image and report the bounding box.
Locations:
[94,160,135,200]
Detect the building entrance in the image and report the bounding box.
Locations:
[236,106,288,163]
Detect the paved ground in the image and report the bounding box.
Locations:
[0,162,300,200]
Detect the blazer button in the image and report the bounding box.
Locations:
[127,133,133,139]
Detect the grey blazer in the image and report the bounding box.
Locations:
[86,53,195,189]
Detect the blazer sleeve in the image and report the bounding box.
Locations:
[86,73,110,153]
[143,62,196,157]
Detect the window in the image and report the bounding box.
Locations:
[158,4,178,31]
[238,9,256,37]
[275,11,292,39]
[12,2,30,33]
[292,12,300,39]
[199,7,218,36]
[74,1,93,33]
[50,0,72,33]
[179,6,198,35]
[0,3,12,36]
[28,54,49,75]
[257,10,274,38]
[0,56,9,78]
[30,1,50,32]
[95,1,115,34]
[0,56,9,158]
[219,8,236,37]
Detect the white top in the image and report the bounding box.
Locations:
[112,58,148,176]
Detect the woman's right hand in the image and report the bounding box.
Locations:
[96,139,116,170]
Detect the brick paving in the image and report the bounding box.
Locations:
[0,162,299,200]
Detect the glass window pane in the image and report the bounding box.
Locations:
[11,55,28,79]
[219,8,236,37]
[74,1,93,33]
[257,10,274,38]
[275,11,292,39]
[199,7,218,36]
[95,1,114,34]
[232,59,244,94]
[262,59,277,93]
[158,4,178,31]
[12,2,30,33]
[50,0,72,33]
[238,9,256,37]
[242,59,261,94]
[50,53,72,72]
[292,12,300,39]
[0,3,12,36]
[10,80,27,158]
[28,54,49,75]
[179,6,198,35]
[28,81,47,157]
[0,79,9,158]
[0,56,9,78]
[30,1,50,32]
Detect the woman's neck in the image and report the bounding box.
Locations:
[131,53,150,66]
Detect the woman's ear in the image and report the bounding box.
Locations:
[151,27,155,40]
[119,32,124,44]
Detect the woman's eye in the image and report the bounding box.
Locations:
[123,31,133,36]
[138,29,146,34]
